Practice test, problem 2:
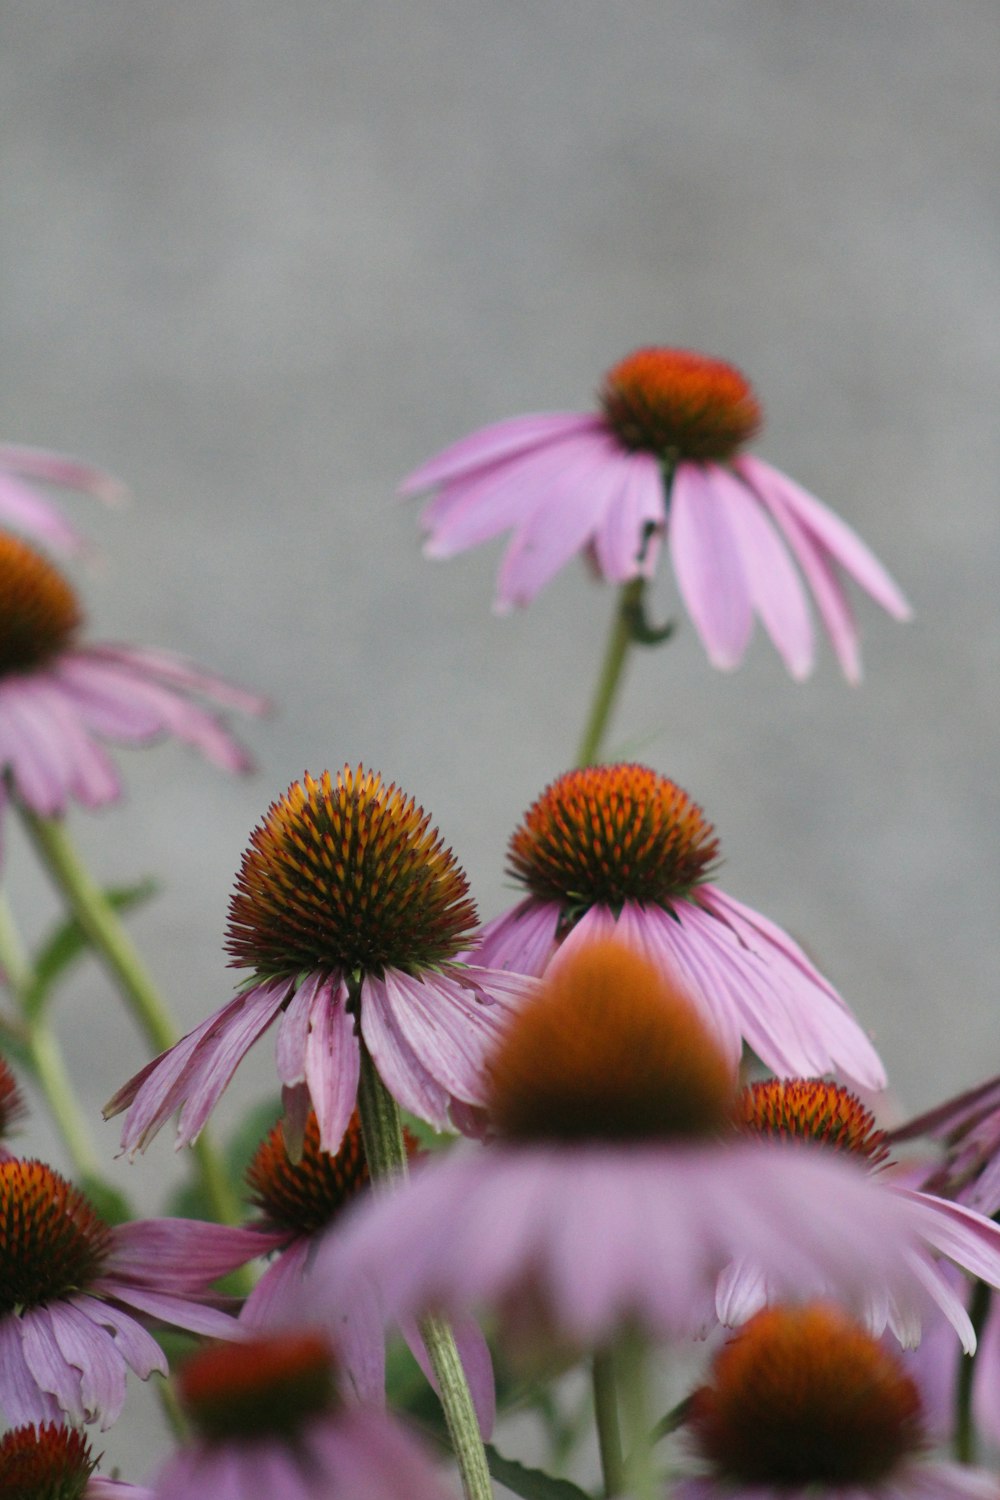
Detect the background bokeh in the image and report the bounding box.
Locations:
[2,1,998,1478]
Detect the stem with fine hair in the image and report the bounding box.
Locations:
[18,808,242,1226]
[356,1035,494,1500]
[592,1347,625,1497]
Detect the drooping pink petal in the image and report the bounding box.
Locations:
[85,645,269,716]
[19,1306,94,1425]
[48,1301,131,1430]
[72,1294,167,1381]
[303,975,360,1154]
[592,451,665,582]
[668,464,753,670]
[172,982,296,1148]
[400,413,598,493]
[104,1285,243,1341]
[738,454,911,619]
[721,469,815,678]
[0,1315,62,1425]
[0,444,125,504]
[0,472,88,552]
[107,1219,267,1292]
[359,987,453,1129]
[402,1313,496,1438]
[471,899,561,975]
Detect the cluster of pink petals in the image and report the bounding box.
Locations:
[0,443,125,555]
[148,1406,455,1500]
[107,963,532,1158]
[889,1071,1000,1217]
[717,1177,1000,1353]
[0,1217,251,1430]
[670,1457,999,1500]
[311,1141,958,1356]
[402,414,910,681]
[0,643,267,860]
[473,886,886,1090]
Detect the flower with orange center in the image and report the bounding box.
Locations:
[311,940,937,1360]
[0,534,265,864]
[717,1076,1000,1358]
[151,1331,455,1500]
[0,440,124,556]
[401,345,909,680]
[474,763,885,1090]
[0,1421,148,1499]
[107,765,531,1157]
[0,1157,260,1430]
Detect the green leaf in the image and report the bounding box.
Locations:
[78,1173,135,1227]
[485,1445,594,1500]
[25,879,160,1020]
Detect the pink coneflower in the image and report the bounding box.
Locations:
[106,766,530,1157]
[314,943,945,1357]
[0,533,266,859]
[0,1422,152,1499]
[728,1079,1000,1352]
[237,1106,494,1431]
[401,347,910,681]
[0,443,124,555]
[149,1332,456,1500]
[673,1304,997,1499]
[0,1158,251,1429]
[473,763,885,1088]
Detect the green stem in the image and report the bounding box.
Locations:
[592,1348,625,1497]
[0,890,103,1179]
[955,1278,991,1463]
[18,809,242,1227]
[356,1038,493,1500]
[575,580,644,768]
[617,1331,656,1500]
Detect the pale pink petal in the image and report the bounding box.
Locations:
[669,464,753,669]
[0,1314,62,1425]
[400,413,597,492]
[359,986,453,1128]
[86,645,269,716]
[72,1294,167,1381]
[274,972,326,1087]
[895,1189,1000,1288]
[107,1219,268,1291]
[402,1313,496,1438]
[0,444,125,503]
[303,975,360,1153]
[19,1306,91,1424]
[239,1236,307,1330]
[172,983,295,1147]
[720,469,815,678]
[592,452,665,581]
[739,453,911,618]
[48,1301,131,1429]
[105,1285,243,1340]
[0,681,78,814]
[471,899,561,975]
[0,471,87,551]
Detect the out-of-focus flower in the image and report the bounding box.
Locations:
[0,1421,153,1498]
[0,1158,249,1429]
[313,943,941,1359]
[673,1304,997,1500]
[0,1056,27,1160]
[237,1106,495,1431]
[401,347,909,680]
[0,443,125,555]
[0,533,267,860]
[106,766,530,1158]
[728,1079,1000,1351]
[473,763,885,1088]
[148,1331,456,1500]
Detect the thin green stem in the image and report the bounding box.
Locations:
[592,1348,625,1497]
[575,580,644,768]
[955,1278,991,1463]
[0,890,103,1178]
[617,1331,656,1500]
[19,809,242,1226]
[356,1038,493,1500]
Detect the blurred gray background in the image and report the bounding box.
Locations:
[2,0,998,1478]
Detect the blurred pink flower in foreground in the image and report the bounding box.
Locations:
[473,763,886,1089]
[0,532,266,860]
[0,443,125,554]
[402,346,910,680]
[0,1158,248,1430]
[149,1332,455,1500]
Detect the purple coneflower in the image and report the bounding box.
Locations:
[0,443,124,555]
[313,942,940,1356]
[0,1157,249,1429]
[0,1422,152,1499]
[727,1079,1000,1352]
[401,347,910,680]
[473,762,885,1088]
[148,1331,456,1500]
[0,533,265,858]
[674,1304,996,1499]
[106,766,529,1157]
[237,1106,494,1431]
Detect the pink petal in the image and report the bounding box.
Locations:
[0,1314,62,1425]
[721,468,815,678]
[359,988,453,1129]
[0,472,87,552]
[668,464,753,669]
[304,975,360,1154]
[400,413,597,493]
[592,451,665,582]
[470,899,561,975]
[0,444,125,503]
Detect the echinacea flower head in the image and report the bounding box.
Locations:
[0,1056,27,1159]
[107,766,530,1157]
[726,1078,1000,1353]
[0,1158,248,1429]
[0,443,125,555]
[0,1422,152,1499]
[675,1303,997,1499]
[474,763,886,1089]
[401,346,910,681]
[151,1331,455,1500]
[314,941,935,1359]
[0,533,266,860]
